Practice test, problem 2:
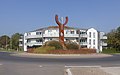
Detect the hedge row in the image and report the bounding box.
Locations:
[27,48,96,54]
[48,49,96,54]
[27,41,96,54]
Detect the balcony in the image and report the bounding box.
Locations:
[43,34,59,37]
[65,34,79,37]
[19,39,23,41]
[80,34,87,38]
[100,36,107,39]
[100,41,107,46]
[80,42,87,45]
[26,42,43,46]
[19,44,23,46]
[102,42,107,46]
[25,35,42,39]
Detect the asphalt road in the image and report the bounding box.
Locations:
[0,52,120,75]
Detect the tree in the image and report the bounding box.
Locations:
[11,33,22,50]
[107,26,120,51]
[115,26,120,51]
[0,35,10,49]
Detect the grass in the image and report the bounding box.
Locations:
[0,48,24,53]
[102,48,120,54]
[33,46,55,54]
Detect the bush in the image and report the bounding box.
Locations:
[45,40,63,50]
[65,42,79,50]
[33,46,55,54]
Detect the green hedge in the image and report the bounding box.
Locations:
[65,42,79,50]
[45,40,63,50]
[33,46,55,54]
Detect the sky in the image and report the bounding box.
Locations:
[0,0,120,36]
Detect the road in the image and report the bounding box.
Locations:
[0,52,120,75]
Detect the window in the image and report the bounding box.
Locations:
[76,38,79,42]
[36,32,41,35]
[93,46,95,49]
[27,39,31,43]
[48,38,52,40]
[80,32,82,34]
[48,30,52,32]
[27,33,31,36]
[89,46,91,48]
[36,39,42,42]
[76,30,80,34]
[93,32,95,38]
[71,31,74,34]
[66,30,69,34]
[89,39,91,45]
[93,39,95,45]
[89,32,91,38]
[19,41,23,44]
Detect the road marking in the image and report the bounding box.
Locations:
[65,66,101,68]
[39,65,43,68]
[66,68,72,75]
[0,64,3,65]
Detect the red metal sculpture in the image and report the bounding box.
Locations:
[55,15,68,49]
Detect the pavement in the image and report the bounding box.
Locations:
[1,52,120,75]
[65,66,120,75]
[11,52,120,75]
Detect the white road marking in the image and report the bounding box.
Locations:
[65,65,101,68]
[39,65,43,68]
[0,64,3,65]
[66,68,72,75]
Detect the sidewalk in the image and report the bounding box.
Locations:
[65,66,120,75]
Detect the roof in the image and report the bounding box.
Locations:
[32,26,76,32]
[48,26,75,29]
[29,26,102,33]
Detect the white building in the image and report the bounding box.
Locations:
[19,26,107,53]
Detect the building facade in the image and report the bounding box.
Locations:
[19,26,107,53]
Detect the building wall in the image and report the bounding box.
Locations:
[24,33,27,51]
[99,32,107,52]
[21,27,107,53]
[44,29,59,37]
[87,28,99,53]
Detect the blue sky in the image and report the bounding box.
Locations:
[0,0,120,36]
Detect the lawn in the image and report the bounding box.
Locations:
[0,48,24,52]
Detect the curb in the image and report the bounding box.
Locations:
[11,53,113,57]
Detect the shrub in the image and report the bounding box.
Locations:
[33,46,55,54]
[45,40,63,50]
[65,42,79,50]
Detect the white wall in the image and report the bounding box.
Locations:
[44,29,59,37]
[23,27,106,53]
[87,28,99,53]
[24,33,27,51]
